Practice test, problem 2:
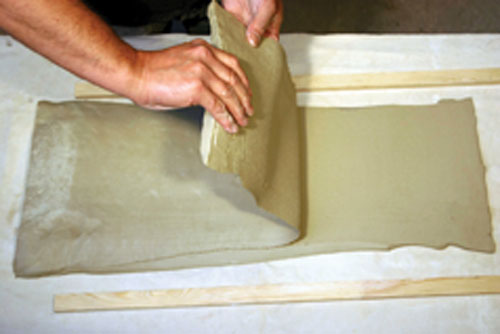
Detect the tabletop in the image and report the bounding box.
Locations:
[1,33,499,333]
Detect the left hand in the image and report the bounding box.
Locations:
[221,0,283,47]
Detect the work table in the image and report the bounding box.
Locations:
[1,33,499,333]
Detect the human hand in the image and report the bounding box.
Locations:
[221,0,283,47]
[129,39,253,134]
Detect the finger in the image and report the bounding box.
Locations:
[206,77,248,127]
[190,41,253,117]
[197,85,239,134]
[221,0,252,26]
[211,47,250,89]
[203,52,253,117]
[246,2,277,47]
[266,3,283,41]
[199,64,248,127]
[215,66,253,117]
[230,70,253,117]
[191,38,209,46]
[191,39,250,90]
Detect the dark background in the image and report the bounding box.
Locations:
[82,0,500,35]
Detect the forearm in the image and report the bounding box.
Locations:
[0,0,138,96]
[0,0,254,133]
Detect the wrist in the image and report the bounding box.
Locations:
[107,47,145,102]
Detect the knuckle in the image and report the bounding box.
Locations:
[192,38,207,45]
[227,101,243,117]
[241,93,251,106]
[211,99,225,115]
[193,44,212,58]
[220,83,231,97]
[218,112,234,128]
[190,61,207,76]
[252,25,265,36]
[227,55,241,69]
[228,70,238,85]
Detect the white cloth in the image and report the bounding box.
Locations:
[1,33,500,333]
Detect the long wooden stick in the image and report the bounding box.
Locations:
[293,68,500,92]
[54,275,500,312]
[74,68,500,99]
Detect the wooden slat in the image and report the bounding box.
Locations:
[74,83,123,99]
[74,68,500,99]
[293,68,500,92]
[54,275,500,312]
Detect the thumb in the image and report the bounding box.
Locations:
[246,2,276,47]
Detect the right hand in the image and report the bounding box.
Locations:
[129,39,253,134]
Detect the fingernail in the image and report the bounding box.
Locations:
[247,31,260,47]
[247,106,254,116]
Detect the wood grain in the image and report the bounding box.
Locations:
[74,68,500,99]
[54,275,500,312]
[293,68,500,92]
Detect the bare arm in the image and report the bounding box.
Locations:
[0,0,252,133]
[0,0,138,98]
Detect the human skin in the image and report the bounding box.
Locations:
[0,0,282,133]
[222,0,283,46]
